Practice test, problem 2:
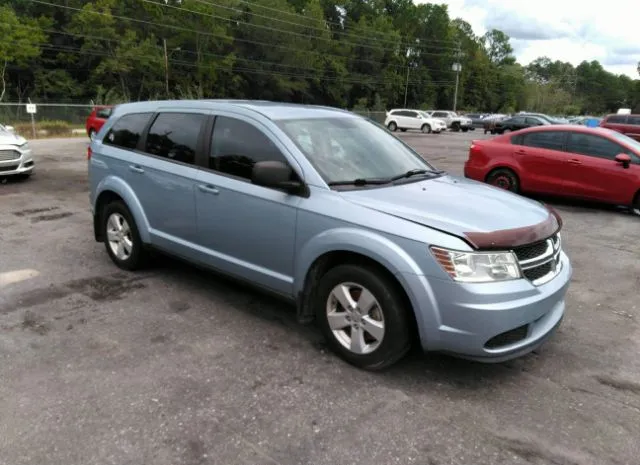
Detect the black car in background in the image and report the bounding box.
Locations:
[492,115,549,134]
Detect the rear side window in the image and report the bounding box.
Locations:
[606,115,627,124]
[407,111,419,118]
[627,116,640,125]
[144,112,206,165]
[521,131,566,151]
[209,116,289,180]
[567,132,623,160]
[104,112,152,150]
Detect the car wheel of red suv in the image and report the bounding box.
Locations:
[486,168,520,193]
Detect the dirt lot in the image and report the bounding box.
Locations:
[1,132,639,465]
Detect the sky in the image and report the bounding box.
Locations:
[427,0,640,79]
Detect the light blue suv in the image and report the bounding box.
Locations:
[88,100,572,370]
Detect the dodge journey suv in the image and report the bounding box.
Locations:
[88,100,572,371]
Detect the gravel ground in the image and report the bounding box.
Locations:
[1,132,639,465]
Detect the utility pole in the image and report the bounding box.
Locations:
[163,38,169,98]
[452,63,461,112]
[403,66,410,107]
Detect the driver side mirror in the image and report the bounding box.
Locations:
[252,160,306,195]
[614,153,631,169]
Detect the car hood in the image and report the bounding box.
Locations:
[0,131,26,146]
[341,175,561,249]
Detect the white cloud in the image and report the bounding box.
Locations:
[422,0,640,78]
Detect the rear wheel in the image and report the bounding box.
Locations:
[315,264,412,371]
[387,122,397,132]
[486,168,520,193]
[421,124,432,134]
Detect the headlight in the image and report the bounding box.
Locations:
[18,142,29,150]
[430,246,521,283]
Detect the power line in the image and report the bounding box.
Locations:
[189,0,460,52]
[143,0,461,54]
[26,1,457,69]
[25,42,454,87]
[214,0,459,45]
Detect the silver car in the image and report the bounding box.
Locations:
[88,100,572,370]
[0,124,34,179]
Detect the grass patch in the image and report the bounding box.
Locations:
[12,120,86,139]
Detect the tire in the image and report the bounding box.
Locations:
[400,128,407,132]
[102,200,148,271]
[486,168,520,193]
[315,264,412,371]
[632,191,640,217]
[462,127,469,132]
[421,124,432,134]
[387,122,397,132]
[451,122,460,132]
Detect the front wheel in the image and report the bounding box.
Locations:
[315,264,412,371]
[421,124,432,134]
[102,201,149,270]
[486,168,520,193]
[462,127,469,132]
[451,122,461,132]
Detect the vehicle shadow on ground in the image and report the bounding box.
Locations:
[523,193,634,217]
[150,253,521,391]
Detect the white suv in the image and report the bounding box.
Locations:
[384,109,447,134]
[424,110,473,132]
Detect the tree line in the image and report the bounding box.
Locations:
[2,0,639,115]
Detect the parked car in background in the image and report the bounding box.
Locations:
[465,113,488,128]
[493,115,550,134]
[483,114,507,134]
[0,123,34,179]
[86,105,114,139]
[89,99,572,370]
[599,113,640,141]
[425,110,473,131]
[519,112,566,125]
[384,108,446,133]
[464,125,640,216]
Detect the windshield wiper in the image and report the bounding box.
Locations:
[389,168,445,181]
[327,177,392,186]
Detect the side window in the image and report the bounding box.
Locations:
[521,131,566,151]
[97,108,112,119]
[433,112,445,118]
[510,134,524,145]
[512,117,526,124]
[567,133,623,160]
[210,116,290,181]
[144,112,206,165]
[627,116,640,125]
[407,111,419,118]
[525,117,542,125]
[607,115,627,124]
[104,112,153,150]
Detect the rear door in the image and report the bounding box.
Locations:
[511,130,569,195]
[564,131,638,204]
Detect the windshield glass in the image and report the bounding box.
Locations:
[418,111,431,118]
[276,116,436,184]
[607,129,640,155]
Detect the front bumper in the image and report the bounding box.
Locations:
[0,146,34,176]
[400,251,572,362]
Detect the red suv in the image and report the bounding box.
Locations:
[85,105,113,139]
[599,113,640,141]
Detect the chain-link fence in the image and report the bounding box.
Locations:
[351,110,387,124]
[0,102,94,139]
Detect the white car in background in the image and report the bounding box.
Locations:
[424,110,473,132]
[0,124,34,179]
[384,109,447,134]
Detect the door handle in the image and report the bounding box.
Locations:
[129,165,144,174]
[567,159,582,165]
[198,184,219,195]
[515,149,526,155]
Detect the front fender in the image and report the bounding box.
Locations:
[95,175,151,244]
[294,227,424,295]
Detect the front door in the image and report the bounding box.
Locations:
[564,131,639,204]
[194,114,301,296]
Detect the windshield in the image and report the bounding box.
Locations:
[418,111,431,118]
[276,116,436,185]
[607,129,640,155]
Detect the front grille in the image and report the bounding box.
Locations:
[513,240,548,261]
[515,233,561,285]
[0,150,20,161]
[0,164,19,172]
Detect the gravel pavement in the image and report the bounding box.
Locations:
[1,132,639,465]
